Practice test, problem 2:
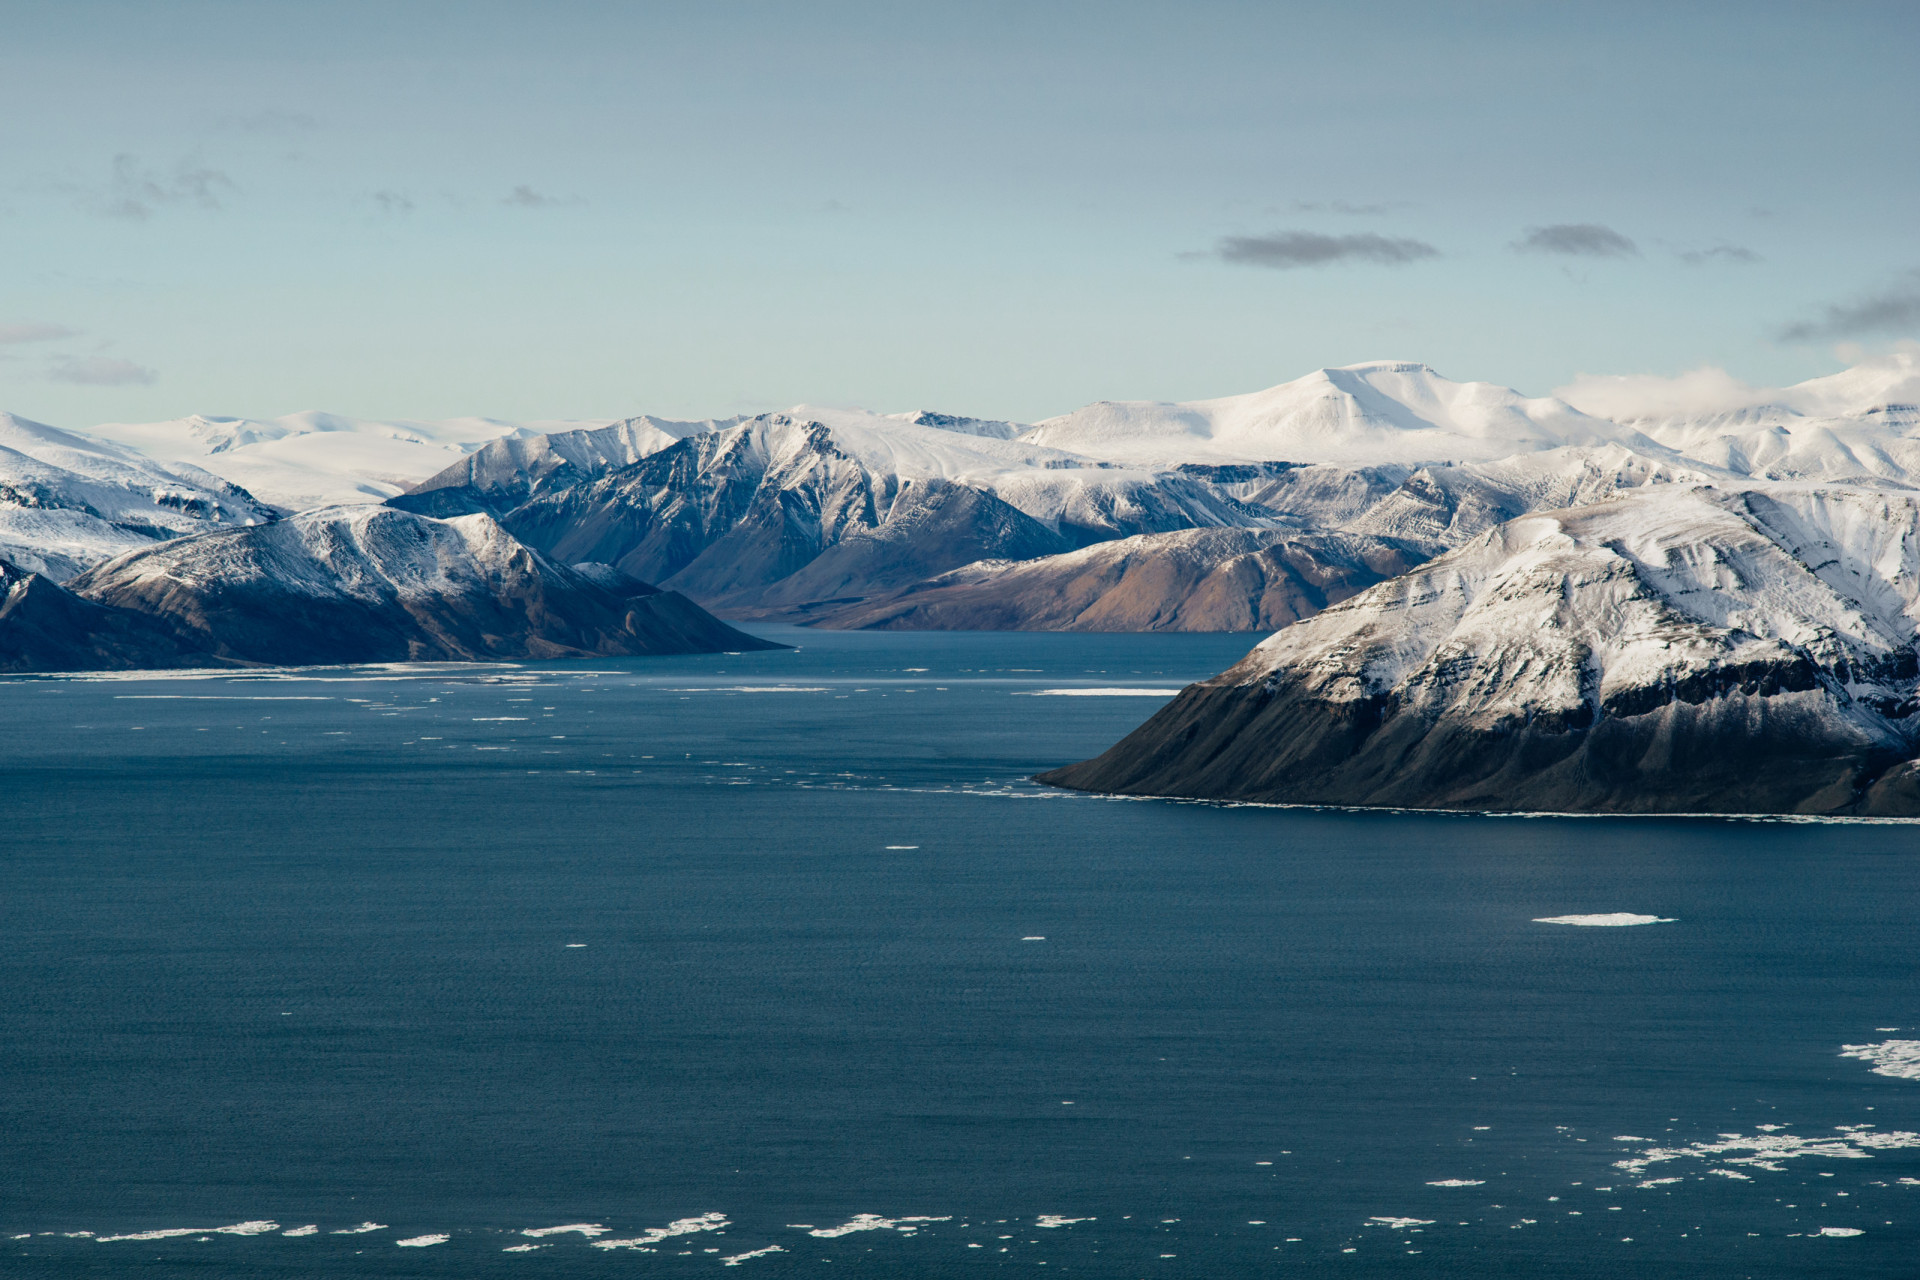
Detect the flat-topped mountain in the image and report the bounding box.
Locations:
[1040,485,1920,815]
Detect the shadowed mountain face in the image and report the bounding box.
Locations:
[1039,486,1920,816]
[806,528,1425,632]
[0,507,775,672]
[399,415,1282,619]
[0,559,224,672]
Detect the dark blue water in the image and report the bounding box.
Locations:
[4,626,1919,1278]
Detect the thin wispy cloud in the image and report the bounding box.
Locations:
[80,153,235,219]
[47,354,157,386]
[369,189,415,216]
[1213,231,1439,269]
[1289,200,1411,216]
[0,323,77,345]
[502,185,580,208]
[222,109,319,134]
[1512,223,1638,258]
[1779,270,1920,342]
[1679,244,1761,266]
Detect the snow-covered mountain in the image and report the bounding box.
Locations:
[806,527,1425,633]
[87,410,617,510]
[1041,483,1920,815]
[16,352,1920,638]
[404,414,745,511]
[409,411,1279,614]
[1589,352,1920,484]
[1020,361,1667,467]
[0,412,275,580]
[29,505,772,669]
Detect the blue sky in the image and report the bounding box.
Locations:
[2,0,1916,425]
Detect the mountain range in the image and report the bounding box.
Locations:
[9,353,1920,813]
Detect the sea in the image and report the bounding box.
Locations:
[3,625,1919,1278]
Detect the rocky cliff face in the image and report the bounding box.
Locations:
[1039,486,1920,815]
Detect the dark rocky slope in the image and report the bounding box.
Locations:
[1040,486,1920,815]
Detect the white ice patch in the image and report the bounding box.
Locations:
[1035,1215,1093,1227]
[502,1243,546,1252]
[722,1245,786,1265]
[282,1225,318,1236]
[396,1234,448,1247]
[95,1221,278,1242]
[1840,1040,1920,1079]
[1017,688,1182,697]
[1425,1180,1484,1187]
[807,1214,951,1237]
[521,1223,608,1237]
[1615,1127,1920,1175]
[593,1213,729,1249]
[331,1223,386,1234]
[1816,1227,1865,1237]
[1534,914,1675,926]
[1367,1217,1435,1228]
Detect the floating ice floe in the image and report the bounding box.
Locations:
[1615,1126,1920,1175]
[807,1215,950,1237]
[1017,688,1182,697]
[1425,1180,1484,1187]
[1367,1217,1434,1228]
[522,1223,608,1237]
[94,1221,278,1242]
[1816,1227,1865,1237]
[1840,1040,1920,1079]
[396,1233,448,1247]
[722,1245,785,1265]
[593,1214,729,1250]
[331,1223,386,1234]
[1035,1215,1093,1227]
[282,1225,318,1236]
[503,1243,546,1252]
[1533,914,1675,927]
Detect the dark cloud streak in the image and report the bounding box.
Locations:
[1779,270,1920,342]
[1512,223,1638,258]
[1679,244,1762,265]
[1214,230,1439,269]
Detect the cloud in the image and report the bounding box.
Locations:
[0,323,77,345]
[1512,223,1638,258]
[222,109,318,134]
[87,153,235,219]
[1778,270,1920,342]
[1213,230,1439,269]
[1679,244,1762,266]
[1287,200,1412,216]
[47,355,157,387]
[369,189,414,216]
[1554,366,1773,421]
[502,184,579,208]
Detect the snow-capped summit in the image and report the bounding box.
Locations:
[1019,361,1661,467]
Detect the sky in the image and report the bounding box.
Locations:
[2,0,1917,427]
